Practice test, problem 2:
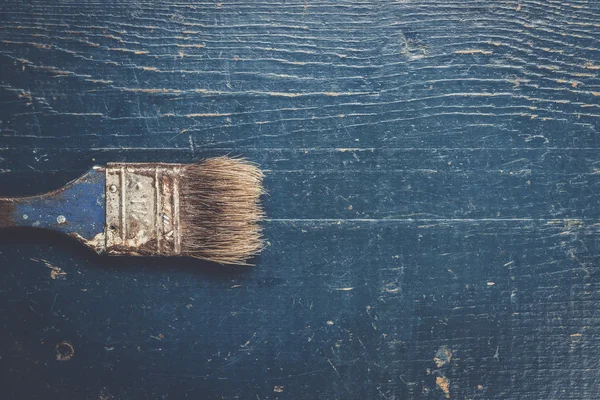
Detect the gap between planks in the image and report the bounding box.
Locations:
[264,218,597,222]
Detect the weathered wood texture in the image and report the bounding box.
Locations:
[0,0,599,399]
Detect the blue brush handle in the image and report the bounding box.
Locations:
[0,168,106,241]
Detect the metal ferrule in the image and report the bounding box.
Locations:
[104,163,182,256]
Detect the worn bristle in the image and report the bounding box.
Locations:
[179,156,265,265]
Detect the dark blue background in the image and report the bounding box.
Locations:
[0,0,599,398]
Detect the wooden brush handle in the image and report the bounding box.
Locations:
[0,198,16,228]
[0,194,81,230]
[0,169,106,242]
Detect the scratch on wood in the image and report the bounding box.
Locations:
[29,257,67,280]
[455,49,493,55]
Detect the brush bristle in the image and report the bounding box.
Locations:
[179,156,265,265]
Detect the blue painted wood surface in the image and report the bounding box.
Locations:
[0,0,599,399]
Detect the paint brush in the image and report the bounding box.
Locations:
[0,157,265,265]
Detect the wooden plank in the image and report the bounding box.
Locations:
[0,0,598,151]
[0,219,598,399]
[1,148,600,220]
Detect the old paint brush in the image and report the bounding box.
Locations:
[0,157,265,265]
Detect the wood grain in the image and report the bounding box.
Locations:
[0,0,599,399]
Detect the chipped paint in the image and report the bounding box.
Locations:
[436,376,451,398]
[56,341,75,361]
[434,345,453,368]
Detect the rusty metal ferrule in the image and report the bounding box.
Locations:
[104,163,183,256]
